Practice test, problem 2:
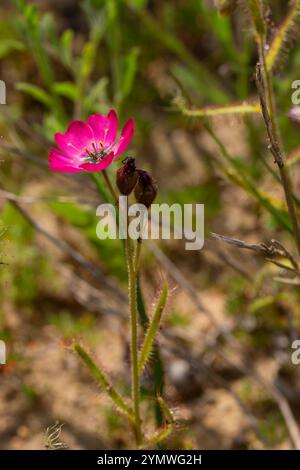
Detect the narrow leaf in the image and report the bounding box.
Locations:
[137,277,165,427]
[16,82,52,107]
[120,47,140,102]
[157,396,175,424]
[142,424,173,447]
[60,29,74,66]
[52,81,78,101]
[73,343,134,424]
[174,96,260,118]
[0,39,25,59]
[138,282,168,376]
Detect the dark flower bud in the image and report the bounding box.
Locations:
[116,157,138,195]
[134,170,158,208]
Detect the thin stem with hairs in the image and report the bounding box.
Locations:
[101,170,142,445]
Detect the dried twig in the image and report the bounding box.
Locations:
[212,232,300,275]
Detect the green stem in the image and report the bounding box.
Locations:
[103,169,119,203]
[134,238,142,274]
[125,223,142,446]
[100,171,142,445]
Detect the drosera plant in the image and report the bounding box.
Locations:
[48,109,173,448]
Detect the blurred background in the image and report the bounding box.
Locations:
[1,0,300,450]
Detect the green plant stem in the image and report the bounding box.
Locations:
[102,169,119,203]
[125,221,142,446]
[100,171,142,446]
[134,238,142,274]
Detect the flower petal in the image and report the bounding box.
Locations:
[55,121,94,158]
[105,109,118,147]
[79,152,115,172]
[112,118,135,158]
[87,109,118,148]
[49,148,82,172]
[50,165,82,173]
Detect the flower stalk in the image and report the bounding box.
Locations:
[125,230,142,445]
[102,170,142,445]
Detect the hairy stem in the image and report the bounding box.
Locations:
[125,223,142,445]
[134,238,142,274]
[101,172,142,445]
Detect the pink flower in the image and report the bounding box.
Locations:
[49,109,134,173]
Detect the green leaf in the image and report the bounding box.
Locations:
[142,424,173,447]
[81,41,97,79]
[16,82,52,107]
[60,29,74,66]
[137,278,165,426]
[52,82,78,101]
[157,396,175,424]
[0,39,24,59]
[120,47,140,102]
[74,344,134,424]
[138,282,168,376]
[174,95,260,117]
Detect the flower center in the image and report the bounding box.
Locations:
[84,142,109,163]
